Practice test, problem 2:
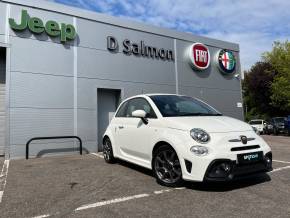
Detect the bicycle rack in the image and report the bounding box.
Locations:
[26,136,82,159]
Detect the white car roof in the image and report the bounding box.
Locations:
[123,93,184,100]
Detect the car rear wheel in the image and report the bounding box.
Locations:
[152,145,183,187]
[103,137,116,163]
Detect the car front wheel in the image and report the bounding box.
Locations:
[103,137,116,163]
[152,145,183,187]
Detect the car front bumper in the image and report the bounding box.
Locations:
[180,149,272,182]
[276,127,286,132]
[203,152,272,181]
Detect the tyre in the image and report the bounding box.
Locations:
[274,128,278,135]
[103,137,116,163]
[152,145,183,187]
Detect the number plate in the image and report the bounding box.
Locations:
[237,151,263,164]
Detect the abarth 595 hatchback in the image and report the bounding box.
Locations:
[103,94,272,186]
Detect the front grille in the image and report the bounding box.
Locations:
[231,145,260,151]
[229,137,255,142]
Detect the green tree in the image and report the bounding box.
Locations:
[243,62,276,121]
[263,41,290,114]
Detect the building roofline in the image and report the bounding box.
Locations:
[3,0,239,51]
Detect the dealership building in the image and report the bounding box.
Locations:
[0,0,243,159]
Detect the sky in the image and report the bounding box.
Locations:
[47,0,290,71]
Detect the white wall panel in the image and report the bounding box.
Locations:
[10,37,74,76]
[10,108,74,145]
[77,77,175,109]
[0,3,7,36]
[10,71,73,108]
[77,47,175,85]
[77,109,97,142]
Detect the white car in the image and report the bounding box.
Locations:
[103,94,272,186]
[249,119,266,134]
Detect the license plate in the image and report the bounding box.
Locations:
[237,151,263,164]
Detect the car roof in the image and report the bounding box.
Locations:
[145,93,183,97]
[120,93,195,106]
[123,93,188,101]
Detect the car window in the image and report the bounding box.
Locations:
[149,95,221,117]
[249,120,262,125]
[274,117,286,123]
[176,101,209,114]
[115,101,128,117]
[126,98,157,118]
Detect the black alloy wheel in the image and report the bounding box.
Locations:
[153,145,183,187]
[103,138,116,163]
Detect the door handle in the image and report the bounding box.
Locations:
[118,126,124,129]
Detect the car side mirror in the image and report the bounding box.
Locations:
[132,110,148,124]
[132,110,146,118]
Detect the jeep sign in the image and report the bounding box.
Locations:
[9,10,76,43]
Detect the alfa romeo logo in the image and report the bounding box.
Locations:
[217,49,236,74]
[188,43,210,70]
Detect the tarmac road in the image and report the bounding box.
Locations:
[0,135,289,218]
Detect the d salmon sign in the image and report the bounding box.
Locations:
[217,49,236,74]
[188,43,210,70]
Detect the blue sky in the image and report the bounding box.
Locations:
[47,0,290,71]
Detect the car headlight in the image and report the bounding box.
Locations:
[190,146,209,156]
[190,128,210,143]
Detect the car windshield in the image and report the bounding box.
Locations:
[274,117,285,123]
[249,120,262,125]
[149,95,222,117]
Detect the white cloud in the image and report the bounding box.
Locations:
[48,0,290,71]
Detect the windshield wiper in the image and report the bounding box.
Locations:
[179,113,223,116]
[206,113,223,116]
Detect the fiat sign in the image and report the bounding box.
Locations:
[188,43,210,70]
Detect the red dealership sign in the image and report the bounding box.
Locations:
[188,43,210,70]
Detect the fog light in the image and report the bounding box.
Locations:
[207,161,233,179]
[190,146,208,156]
[221,163,231,172]
[264,156,272,169]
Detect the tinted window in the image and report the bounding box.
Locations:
[149,95,221,117]
[126,98,157,118]
[115,101,128,117]
[274,117,286,123]
[249,120,262,125]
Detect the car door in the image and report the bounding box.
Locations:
[117,97,158,164]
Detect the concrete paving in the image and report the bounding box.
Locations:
[0,136,289,218]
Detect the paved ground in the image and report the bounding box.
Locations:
[0,136,290,218]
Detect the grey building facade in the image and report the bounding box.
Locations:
[0,0,243,159]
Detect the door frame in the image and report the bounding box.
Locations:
[96,86,124,151]
[0,43,11,159]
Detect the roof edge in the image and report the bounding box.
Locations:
[3,0,239,51]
